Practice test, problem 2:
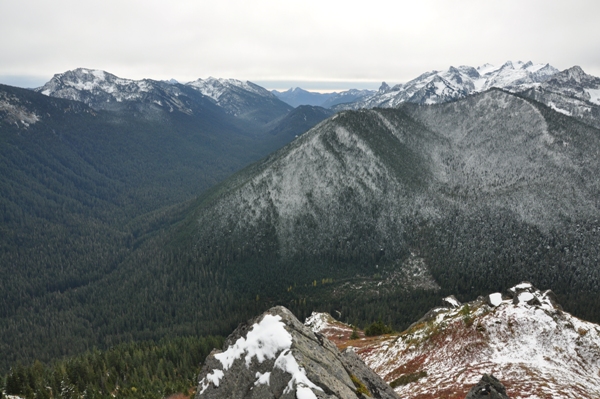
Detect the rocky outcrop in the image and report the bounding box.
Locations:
[307,283,600,399]
[465,374,510,399]
[195,306,397,399]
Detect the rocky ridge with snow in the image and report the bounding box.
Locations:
[307,283,600,399]
[520,65,600,129]
[335,61,559,110]
[35,68,292,126]
[195,306,397,399]
[187,77,292,122]
[35,68,198,114]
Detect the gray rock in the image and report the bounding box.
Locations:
[196,306,398,399]
[465,374,510,399]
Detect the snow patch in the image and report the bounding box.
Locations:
[512,282,533,291]
[489,293,503,307]
[275,349,323,395]
[586,88,600,105]
[254,371,271,386]
[517,291,534,303]
[443,296,461,308]
[215,314,292,369]
[548,101,572,115]
[198,369,225,394]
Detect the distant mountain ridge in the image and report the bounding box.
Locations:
[335,61,559,109]
[520,65,600,129]
[273,87,375,108]
[35,68,293,130]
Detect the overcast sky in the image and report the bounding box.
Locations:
[1,0,599,91]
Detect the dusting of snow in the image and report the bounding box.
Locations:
[443,296,461,308]
[187,77,273,103]
[0,92,41,127]
[314,283,600,399]
[548,101,572,115]
[304,312,330,333]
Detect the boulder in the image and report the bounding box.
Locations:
[195,306,398,399]
[465,374,510,399]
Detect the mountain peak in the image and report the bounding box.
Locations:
[564,65,586,81]
[378,81,391,93]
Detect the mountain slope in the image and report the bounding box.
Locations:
[307,283,600,399]
[186,77,293,128]
[337,61,559,109]
[129,88,599,335]
[0,81,299,372]
[520,66,600,129]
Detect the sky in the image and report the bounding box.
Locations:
[1,0,600,92]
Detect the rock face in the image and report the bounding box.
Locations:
[465,375,510,399]
[195,306,397,399]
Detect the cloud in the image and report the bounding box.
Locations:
[1,0,600,88]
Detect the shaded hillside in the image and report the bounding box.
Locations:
[0,82,299,372]
[267,105,334,142]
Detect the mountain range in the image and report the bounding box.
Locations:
[2,61,600,382]
[278,61,600,131]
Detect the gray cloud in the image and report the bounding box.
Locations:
[1,0,600,90]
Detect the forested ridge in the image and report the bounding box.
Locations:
[1,335,224,399]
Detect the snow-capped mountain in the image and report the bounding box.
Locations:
[520,65,600,129]
[320,89,375,108]
[307,283,600,399]
[186,77,292,123]
[272,87,336,107]
[336,61,559,109]
[35,68,198,114]
[35,69,293,127]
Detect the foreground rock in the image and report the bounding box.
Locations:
[465,375,510,399]
[195,306,397,399]
[308,283,600,399]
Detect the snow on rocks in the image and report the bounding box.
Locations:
[307,283,600,399]
[197,306,398,398]
[443,295,461,308]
